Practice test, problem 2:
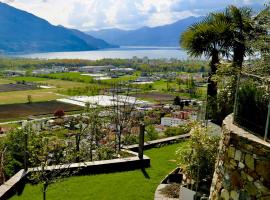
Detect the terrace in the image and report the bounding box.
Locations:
[10,142,188,200]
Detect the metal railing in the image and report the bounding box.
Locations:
[233,72,270,140]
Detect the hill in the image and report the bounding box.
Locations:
[87,16,204,47]
[0,2,117,54]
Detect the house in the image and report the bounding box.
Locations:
[80,65,115,73]
[161,117,185,127]
[172,111,190,120]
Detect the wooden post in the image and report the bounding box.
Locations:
[24,132,28,171]
[138,123,145,160]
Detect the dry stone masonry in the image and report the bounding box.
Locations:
[209,115,270,200]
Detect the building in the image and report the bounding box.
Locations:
[80,65,115,73]
[161,117,185,127]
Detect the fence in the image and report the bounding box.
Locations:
[233,72,270,140]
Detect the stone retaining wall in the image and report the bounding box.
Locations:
[209,115,270,200]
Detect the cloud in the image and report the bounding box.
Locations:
[5,0,268,31]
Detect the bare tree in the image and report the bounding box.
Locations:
[111,82,139,152]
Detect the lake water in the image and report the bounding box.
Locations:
[18,46,189,60]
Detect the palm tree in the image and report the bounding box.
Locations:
[223,5,255,68]
[180,14,231,117]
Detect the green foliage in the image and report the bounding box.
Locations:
[145,125,159,141]
[123,134,138,145]
[95,145,115,160]
[27,95,32,104]
[235,79,269,137]
[176,123,220,181]
[2,129,25,178]
[173,96,181,105]
[40,72,94,83]
[164,125,190,137]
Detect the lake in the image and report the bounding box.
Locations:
[18,46,190,60]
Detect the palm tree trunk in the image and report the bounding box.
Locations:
[233,44,245,68]
[206,49,219,119]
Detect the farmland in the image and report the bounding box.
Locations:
[132,92,176,103]
[0,83,38,92]
[0,78,90,104]
[0,100,83,121]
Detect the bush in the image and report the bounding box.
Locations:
[145,125,159,141]
[95,145,115,160]
[54,109,65,118]
[164,125,190,137]
[176,123,220,182]
[235,80,269,137]
[123,134,138,145]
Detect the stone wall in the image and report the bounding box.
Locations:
[209,115,270,200]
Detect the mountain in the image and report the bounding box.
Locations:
[0,2,117,54]
[87,16,204,47]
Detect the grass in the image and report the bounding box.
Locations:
[11,142,188,200]
[10,77,49,82]
[0,90,62,105]
[0,78,15,84]
[40,72,94,83]
[0,78,91,104]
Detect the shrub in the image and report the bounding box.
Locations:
[95,145,115,160]
[54,109,65,118]
[176,123,220,182]
[145,125,159,141]
[164,125,190,137]
[123,134,138,145]
[235,80,269,137]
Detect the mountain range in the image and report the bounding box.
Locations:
[87,16,204,47]
[0,2,117,54]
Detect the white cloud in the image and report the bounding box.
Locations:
[4,0,268,31]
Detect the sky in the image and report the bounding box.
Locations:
[3,0,268,31]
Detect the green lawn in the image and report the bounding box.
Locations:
[40,72,94,83]
[11,142,188,200]
[10,77,49,82]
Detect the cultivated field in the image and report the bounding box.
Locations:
[0,83,37,92]
[0,101,83,121]
[132,92,175,103]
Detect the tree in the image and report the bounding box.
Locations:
[223,5,255,68]
[28,134,72,200]
[27,95,32,104]
[173,96,181,106]
[0,142,6,185]
[111,83,138,152]
[180,13,231,118]
[213,5,269,123]
[181,5,261,120]
[85,105,105,161]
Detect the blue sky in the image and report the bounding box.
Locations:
[4,0,268,31]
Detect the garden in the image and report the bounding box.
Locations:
[10,142,188,200]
